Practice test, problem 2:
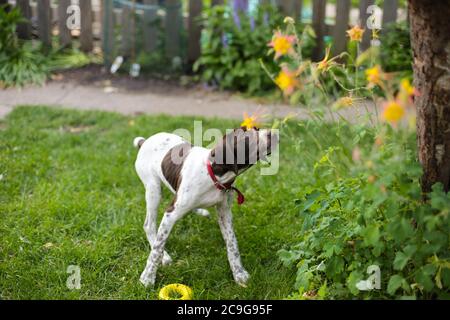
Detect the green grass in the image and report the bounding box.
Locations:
[0,106,323,300]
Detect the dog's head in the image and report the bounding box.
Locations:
[211,127,278,176]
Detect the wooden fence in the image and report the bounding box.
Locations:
[7,0,402,65]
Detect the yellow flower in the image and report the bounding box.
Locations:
[275,67,298,96]
[400,79,415,96]
[347,25,365,42]
[268,31,297,60]
[159,284,193,300]
[241,112,261,130]
[382,101,405,124]
[365,65,383,87]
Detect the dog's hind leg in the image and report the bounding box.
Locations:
[144,180,172,266]
[140,207,187,287]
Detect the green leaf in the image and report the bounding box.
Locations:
[387,274,405,295]
[278,249,301,267]
[393,251,410,271]
[295,262,313,290]
[362,224,380,246]
[318,281,327,299]
[416,268,435,291]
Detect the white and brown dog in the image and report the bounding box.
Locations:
[134,126,278,287]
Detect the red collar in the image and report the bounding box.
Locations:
[206,160,245,205]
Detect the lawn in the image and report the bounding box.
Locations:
[0,106,323,300]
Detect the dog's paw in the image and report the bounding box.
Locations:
[193,208,210,218]
[162,251,173,266]
[234,270,250,287]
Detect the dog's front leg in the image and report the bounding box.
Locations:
[217,196,250,287]
[140,208,185,287]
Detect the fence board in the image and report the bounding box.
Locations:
[37,0,52,47]
[332,0,351,55]
[312,0,327,61]
[102,0,114,66]
[121,4,132,56]
[359,0,374,51]
[58,0,72,48]
[382,0,398,29]
[80,0,93,52]
[277,0,294,16]
[275,0,303,22]
[294,0,303,22]
[93,0,102,40]
[188,0,203,64]
[16,0,32,39]
[165,0,181,59]
[143,0,158,53]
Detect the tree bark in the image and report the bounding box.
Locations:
[408,0,450,193]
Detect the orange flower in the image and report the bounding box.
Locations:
[268,30,297,60]
[347,25,365,42]
[317,47,338,74]
[275,66,298,96]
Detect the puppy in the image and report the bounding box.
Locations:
[134,127,278,287]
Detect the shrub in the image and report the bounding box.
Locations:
[264,16,449,299]
[278,124,450,299]
[380,21,413,73]
[194,4,314,95]
[0,5,48,88]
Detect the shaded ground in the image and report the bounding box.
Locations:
[0,65,375,122]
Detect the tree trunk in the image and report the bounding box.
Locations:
[408,0,450,194]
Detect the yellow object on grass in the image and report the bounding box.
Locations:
[159,284,193,300]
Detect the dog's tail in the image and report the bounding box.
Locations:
[133,137,146,149]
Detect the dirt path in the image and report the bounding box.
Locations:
[0,66,374,122]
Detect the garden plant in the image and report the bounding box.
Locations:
[264,17,449,299]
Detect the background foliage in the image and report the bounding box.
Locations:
[0,5,48,87]
[194,4,314,95]
[278,122,450,299]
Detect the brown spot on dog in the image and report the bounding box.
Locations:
[137,139,145,148]
[161,143,192,191]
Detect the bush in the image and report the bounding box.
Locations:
[278,124,450,299]
[0,5,48,88]
[380,21,413,73]
[194,4,314,95]
[264,16,449,300]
